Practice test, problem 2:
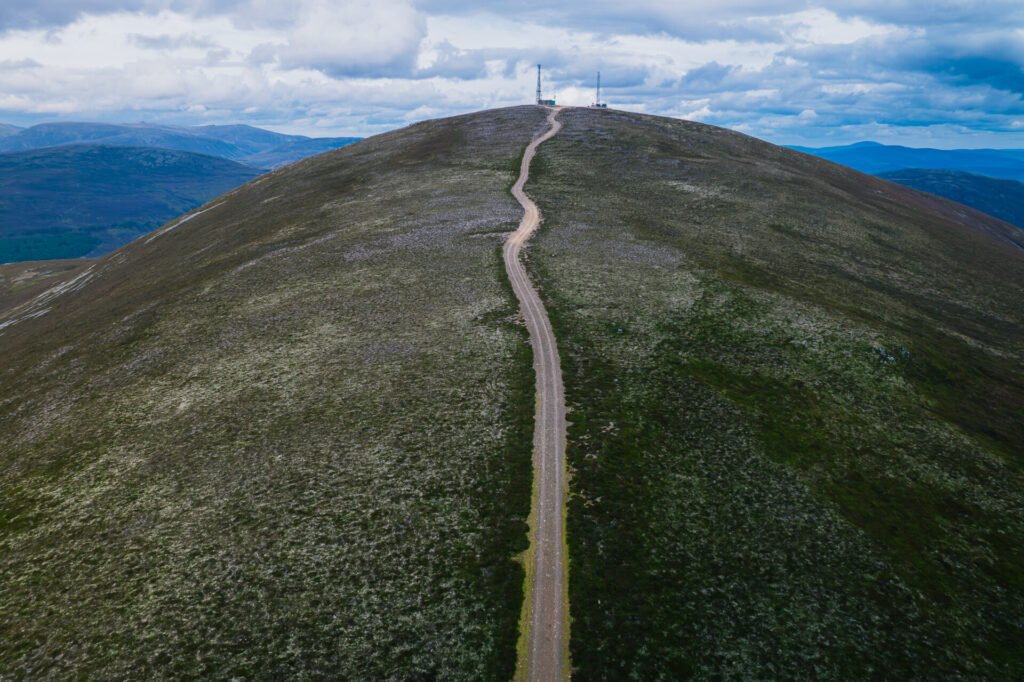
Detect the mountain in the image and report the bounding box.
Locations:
[536,110,1022,679]
[879,168,1024,230]
[0,145,262,262]
[241,136,363,169]
[0,122,249,158]
[0,122,360,166]
[0,123,358,262]
[0,107,543,680]
[792,140,1024,180]
[2,107,1023,679]
[0,124,21,138]
[188,124,307,156]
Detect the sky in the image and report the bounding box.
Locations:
[1,1,1023,147]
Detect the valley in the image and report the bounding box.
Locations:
[0,123,361,263]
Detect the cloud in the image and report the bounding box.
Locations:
[415,40,490,79]
[129,32,216,49]
[0,58,43,70]
[271,0,426,78]
[0,1,1022,147]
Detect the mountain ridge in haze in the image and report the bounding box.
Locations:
[792,140,1024,179]
[0,121,360,168]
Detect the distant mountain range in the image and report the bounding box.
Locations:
[242,137,367,170]
[791,141,1024,181]
[0,145,262,262]
[793,141,1024,230]
[0,121,361,262]
[0,122,360,169]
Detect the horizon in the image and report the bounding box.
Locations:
[4,112,1024,152]
[0,2,1022,148]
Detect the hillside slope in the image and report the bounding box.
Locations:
[529,108,1024,678]
[0,107,549,678]
[0,145,262,262]
[879,168,1024,230]
[2,106,1023,678]
[0,259,92,313]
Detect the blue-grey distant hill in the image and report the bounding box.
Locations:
[0,122,362,262]
[0,145,262,263]
[0,122,360,169]
[791,141,1024,180]
[878,169,1024,231]
[242,137,366,169]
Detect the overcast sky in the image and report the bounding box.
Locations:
[1,1,1023,147]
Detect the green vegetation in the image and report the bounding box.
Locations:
[879,168,1024,232]
[0,259,93,313]
[527,108,1024,678]
[0,145,262,262]
[3,105,1023,678]
[0,230,101,262]
[0,107,549,677]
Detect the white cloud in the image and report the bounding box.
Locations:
[0,1,1020,146]
[274,0,426,76]
[779,8,900,45]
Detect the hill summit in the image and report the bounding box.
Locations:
[2,106,1023,679]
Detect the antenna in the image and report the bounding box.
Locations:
[591,71,608,108]
[536,64,542,104]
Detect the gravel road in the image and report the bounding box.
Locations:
[504,107,569,681]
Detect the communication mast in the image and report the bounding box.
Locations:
[591,71,608,108]
[536,64,556,106]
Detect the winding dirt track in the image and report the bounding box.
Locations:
[506,107,569,681]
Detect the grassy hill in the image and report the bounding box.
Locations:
[0,107,548,678]
[793,141,1024,180]
[0,145,262,262]
[2,106,1023,678]
[529,108,1024,678]
[879,168,1024,230]
[0,259,92,313]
